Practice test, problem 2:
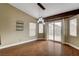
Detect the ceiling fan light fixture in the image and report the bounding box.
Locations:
[37,3,45,25]
[37,16,45,24]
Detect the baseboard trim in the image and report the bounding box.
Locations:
[50,40,79,50]
[64,42,79,50]
[37,38,47,41]
[0,39,37,49]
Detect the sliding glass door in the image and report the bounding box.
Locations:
[48,22,54,40]
[48,20,62,42]
[54,21,62,42]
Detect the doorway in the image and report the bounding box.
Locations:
[48,20,63,42]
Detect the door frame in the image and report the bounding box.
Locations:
[47,19,64,43]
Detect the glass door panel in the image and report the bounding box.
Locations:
[54,21,62,42]
[48,22,54,40]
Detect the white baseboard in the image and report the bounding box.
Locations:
[64,42,79,50]
[51,41,79,50]
[0,39,37,49]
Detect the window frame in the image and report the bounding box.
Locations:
[29,22,36,37]
[69,17,77,37]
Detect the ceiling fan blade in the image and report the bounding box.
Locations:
[37,3,45,10]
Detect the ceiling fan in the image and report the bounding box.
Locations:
[37,3,45,10]
[37,3,46,24]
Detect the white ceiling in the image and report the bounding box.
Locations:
[10,3,79,18]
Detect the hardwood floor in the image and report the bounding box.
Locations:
[0,40,79,56]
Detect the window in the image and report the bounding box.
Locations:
[39,24,43,33]
[70,18,77,36]
[29,23,36,36]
